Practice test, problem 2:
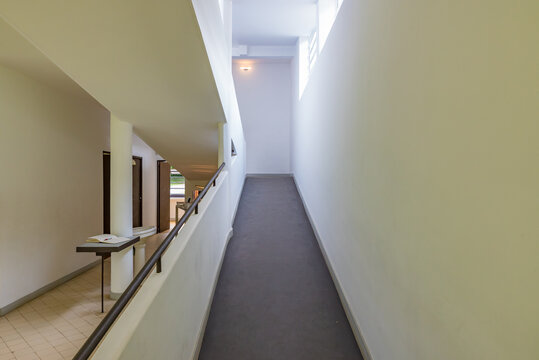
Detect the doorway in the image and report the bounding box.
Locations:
[156,160,171,233]
[103,151,143,233]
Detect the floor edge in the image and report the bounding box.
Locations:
[292,176,373,360]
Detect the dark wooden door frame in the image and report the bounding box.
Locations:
[132,156,143,228]
[103,152,111,234]
[156,160,170,233]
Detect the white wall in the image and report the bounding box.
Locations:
[233,61,292,174]
[292,1,539,359]
[132,134,157,227]
[0,64,109,310]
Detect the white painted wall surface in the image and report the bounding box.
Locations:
[109,116,133,238]
[0,64,109,309]
[233,61,292,174]
[291,1,539,359]
[109,115,134,297]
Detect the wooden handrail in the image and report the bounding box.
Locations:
[73,163,226,360]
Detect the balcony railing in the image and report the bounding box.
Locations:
[73,163,226,360]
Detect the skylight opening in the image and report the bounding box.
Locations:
[218,0,225,22]
[298,0,344,100]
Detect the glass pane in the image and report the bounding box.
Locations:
[170,168,185,197]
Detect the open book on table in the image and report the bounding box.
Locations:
[87,234,131,244]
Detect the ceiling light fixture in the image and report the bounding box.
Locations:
[240,66,252,71]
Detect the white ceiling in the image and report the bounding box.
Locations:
[0,0,225,180]
[232,0,317,46]
[0,18,98,102]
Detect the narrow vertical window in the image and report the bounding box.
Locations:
[231,139,237,156]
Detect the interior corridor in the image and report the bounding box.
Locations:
[199,177,362,360]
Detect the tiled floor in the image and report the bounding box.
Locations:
[0,220,180,360]
[0,263,112,360]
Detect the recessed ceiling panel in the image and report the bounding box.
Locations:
[232,0,317,46]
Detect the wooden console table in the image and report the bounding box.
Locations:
[76,236,140,313]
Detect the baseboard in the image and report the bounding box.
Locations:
[232,175,246,226]
[192,227,234,360]
[246,173,293,178]
[292,176,373,360]
[192,172,242,358]
[0,260,101,316]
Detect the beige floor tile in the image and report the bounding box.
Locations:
[12,351,39,360]
[5,320,26,330]
[60,332,83,343]
[68,339,86,349]
[29,342,54,353]
[34,348,63,360]
[6,341,29,353]
[0,332,21,342]
[20,337,44,348]
[4,313,21,321]
[52,342,75,354]
[46,338,67,348]
[59,348,77,359]
[16,329,37,338]
[33,328,52,338]
[41,335,63,344]
[4,338,26,348]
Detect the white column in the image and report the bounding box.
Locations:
[110,114,134,299]
[134,243,146,274]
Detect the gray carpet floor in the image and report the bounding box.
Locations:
[198,177,363,360]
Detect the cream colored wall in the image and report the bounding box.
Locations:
[0,64,109,309]
[292,1,539,359]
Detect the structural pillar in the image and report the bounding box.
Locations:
[110,115,134,299]
[134,243,146,274]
